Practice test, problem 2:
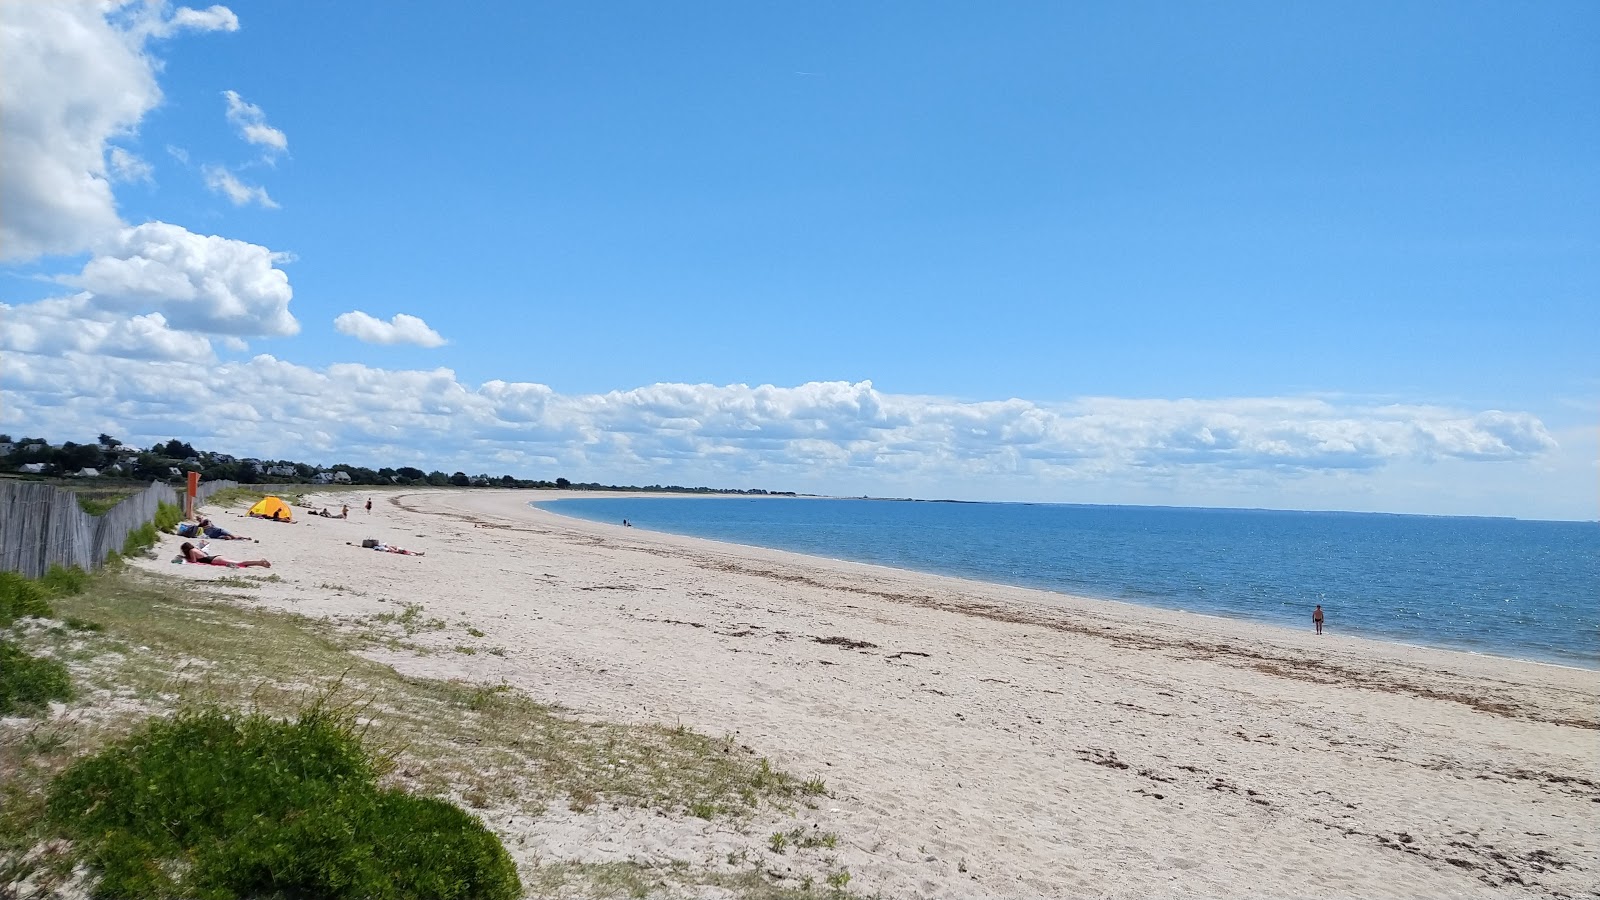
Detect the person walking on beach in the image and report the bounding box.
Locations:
[365,498,372,514]
[1313,604,1325,635]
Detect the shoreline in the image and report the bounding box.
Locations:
[140,487,1598,899]
[530,494,1600,673]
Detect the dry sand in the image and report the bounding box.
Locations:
[148,489,1599,899]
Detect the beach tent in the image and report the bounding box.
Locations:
[247,496,294,522]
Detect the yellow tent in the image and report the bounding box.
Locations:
[246,496,294,522]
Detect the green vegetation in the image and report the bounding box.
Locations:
[46,702,520,900]
[0,568,84,716]
[120,502,182,558]
[73,488,141,517]
[153,501,182,533]
[0,642,72,716]
[38,564,90,597]
[0,571,53,626]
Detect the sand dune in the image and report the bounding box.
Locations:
[148,489,1599,899]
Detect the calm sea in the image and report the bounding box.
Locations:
[535,497,1600,668]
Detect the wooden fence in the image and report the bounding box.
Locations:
[0,480,179,579]
[0,479,304,579]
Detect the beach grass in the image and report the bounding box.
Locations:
[0,564,854,898]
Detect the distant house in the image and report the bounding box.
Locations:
[332,471,352,484]
[265,465,297,477]
[313,472,335,485]
[0,443,14,457]
[168,467,182,477]
[106,463,125,474]
[19,462,47,474]
[75,468,100,478]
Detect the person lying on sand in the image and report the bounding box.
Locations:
[198,518,253,541]
[346,541,424,556]
[180,541,271,568]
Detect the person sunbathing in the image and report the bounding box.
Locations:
[198,518,252,541]
[375,542,423,556]
[346,540,424,556]
[181,541,271,568]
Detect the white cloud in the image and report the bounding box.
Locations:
[141,4,240,38]
[63,221,298,337]
[108,147,154,183]
[0,347,1578,518]
[0,2,241,262]
[166,144,190,165]
[203,164,278,208]
[222,89,287,154]
[0,295,214,362]
[334,311,448,347]
[0,2,158,260]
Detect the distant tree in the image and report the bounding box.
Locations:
[97,433,119,448]
[500,474,516,485]
[56,442,104,470]
[397,466,426,481]
[426,470,449,486]
[161,439,196,459]
[449,472,470,487]
[555,477,571,489]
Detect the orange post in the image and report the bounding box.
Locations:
[186,471,200,520]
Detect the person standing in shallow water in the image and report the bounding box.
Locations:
[1313,604,1325,635]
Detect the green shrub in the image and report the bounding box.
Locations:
[120,523,159,557]
[152,501,182,533]
[38,564,90,596]
[0,571,54,626]
[0,639,73,715]
[46,704,521,900]
[76,494,120,516]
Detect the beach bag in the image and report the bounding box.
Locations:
[361,538,378,548]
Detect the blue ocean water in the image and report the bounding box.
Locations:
[535,497,1600,668]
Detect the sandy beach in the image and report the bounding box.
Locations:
[144,489,1599,899]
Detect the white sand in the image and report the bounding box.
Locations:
[147,489,1599,899]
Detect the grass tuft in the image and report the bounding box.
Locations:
[0,641,73,716]
[0,572,54,626]
[38,565,90,597]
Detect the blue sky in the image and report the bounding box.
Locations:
[2,2,1596,519]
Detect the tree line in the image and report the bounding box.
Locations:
[0,434,794,496]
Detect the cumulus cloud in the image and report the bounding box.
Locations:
[334,312,448,347]
[0,346,1563,515]
[0,295,214,362]
[139,4,240,38]
[0,2,241,261]
[0,2,158,260]
[221,89,287,155]
[203,164,278,208]
[63,221,298,337]
[108,147,154,183]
